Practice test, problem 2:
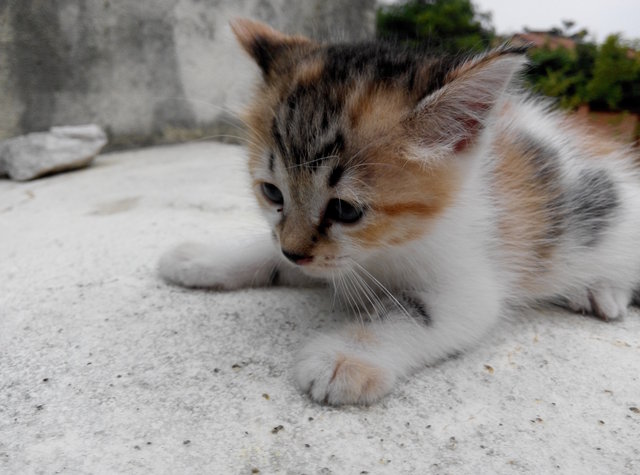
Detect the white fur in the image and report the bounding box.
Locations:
[159,236,317,289]
[495,97,640,311]
[159,54,640,405]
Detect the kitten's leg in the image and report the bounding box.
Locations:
[158,235,316,289]
[294,284,503,405]
[563,288,592,315]
[563,284,632,321]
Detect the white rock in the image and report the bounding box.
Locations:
[0,124,107,181]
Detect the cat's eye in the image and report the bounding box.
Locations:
[261,182,284,205]
[325,198,363,224]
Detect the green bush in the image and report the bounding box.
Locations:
[376,0,494,53]
[376,1,640,113]
[526,43,596,109]
[586,35,640,110]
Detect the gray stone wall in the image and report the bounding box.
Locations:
[0,0,376,149]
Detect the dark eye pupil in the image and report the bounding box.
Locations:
[261,183,283,205]
[325,199,363,224]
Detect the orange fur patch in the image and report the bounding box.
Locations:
[347,149,462,248]
[377,201,444,217]
[294,57,325,85]
[330,354,386,401]
[493,132,561,290]
[348,85,411,130]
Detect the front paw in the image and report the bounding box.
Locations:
[158,242,226,289]
[294,334,395,405]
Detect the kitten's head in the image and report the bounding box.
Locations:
[232,18,526,276]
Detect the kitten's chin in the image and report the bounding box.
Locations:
[295,262,349,279]
[297,265,338,279]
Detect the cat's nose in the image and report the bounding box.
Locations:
[282,249,314,265]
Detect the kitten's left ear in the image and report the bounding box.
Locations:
[231,18,314,80]
[407,45,528,156]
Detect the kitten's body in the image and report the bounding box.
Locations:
[159,19,640,404]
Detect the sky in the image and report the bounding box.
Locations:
[473,0,640,41]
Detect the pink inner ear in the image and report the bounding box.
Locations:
[453,118,481,153]
[452,102,489,153]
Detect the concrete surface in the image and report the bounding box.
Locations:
[1,141,639,474]
[0,0,376,146]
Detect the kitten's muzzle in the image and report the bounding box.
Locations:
[282,249,314,266]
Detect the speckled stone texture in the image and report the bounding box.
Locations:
[1,142,639,474]
[0,125,107,180]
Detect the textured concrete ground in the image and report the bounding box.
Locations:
[1,141,639,474]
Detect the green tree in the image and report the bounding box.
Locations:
[586,34,640,110]
[376,3,640,113]
[526,42,597,108]
[376,0,494,53]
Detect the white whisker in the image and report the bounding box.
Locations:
[350,260,412,321]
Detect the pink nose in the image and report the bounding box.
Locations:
[282,250,314,265]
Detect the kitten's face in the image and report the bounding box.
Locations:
[232,19,524,276]
[247,84,459,277]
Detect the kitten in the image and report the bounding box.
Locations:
[159,19,640,405]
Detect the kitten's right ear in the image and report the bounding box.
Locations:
[407,45,527,157]
[231,18,313,80]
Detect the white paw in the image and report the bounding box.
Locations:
[158,242,227,289]
[565,284,631,321]
[294,333,395,405]
[589,286,631,321]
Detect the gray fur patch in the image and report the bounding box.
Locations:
[566,169,620,247]
[273,83,344,170]
[517,133,565,246]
